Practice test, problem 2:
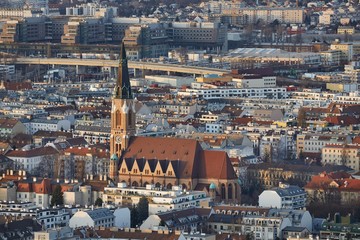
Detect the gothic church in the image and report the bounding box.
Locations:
[109,43,241,203]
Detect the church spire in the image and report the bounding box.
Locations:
[114,42,132,99]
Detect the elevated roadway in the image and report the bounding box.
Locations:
[7,57,229,75]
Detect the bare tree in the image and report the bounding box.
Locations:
[33,155,56,178]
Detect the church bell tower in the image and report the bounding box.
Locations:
[109,42,136,181]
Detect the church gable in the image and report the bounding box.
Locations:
[119,159,130,174]
[131,159,140,175]
[154,160,165,176]
[165,161,179,177]
[142,159,156,175]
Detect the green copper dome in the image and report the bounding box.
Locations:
[209,183,216,189]
[111,154,118,161]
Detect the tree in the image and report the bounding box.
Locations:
[297,108,307,128]
[95,197,103,207]
[263,147,272,163]
[33,155,55,178]
[51,185,63,207]
[130,205,138,228]
[137,196,149,224]
[159,219,165,226]
[245,232,254,240]
[341,146,349,166]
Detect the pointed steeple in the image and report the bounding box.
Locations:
[114,42,132,99]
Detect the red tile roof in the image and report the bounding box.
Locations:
[325,116,360,126]
[17,178,52,194]
[64,146,109,158]
[125,137,201,179]
[305,172,360,192]
[0,118,19,129]
[199,150,238,180]
[124,136,238,181]
[6,146,58,158]
[353,136,360,144]
[4,81,32,91]
[232,117,253,125]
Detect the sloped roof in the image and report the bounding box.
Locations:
[33,130,72,138]
[325,116,359,126]
[123,137,237,181]
[124,136,202,179]
[17,178,52,194]
[64,146,109,158]
[86,208,114,220]
[0,118,19,129]
[6,146,58,158]
[199,150,238,180]
[157,207,211,227]
[4,81,32,91]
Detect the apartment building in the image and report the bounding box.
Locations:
[0,17,49,43]
[259,183,307,209]
[65,3,118,19]
[330,42,353,62]
[103,183,210,214]
[233,75,276,88]
[226,8,304,24]
[0,118,26,138]
[305,172,360,205]
[296,133,351,159]
[207,206,311,240]
[6,146,59,174]
[0,16,68,43]
[337,26,355,35]
[55,146,110,180]
[61,17,105,44]
[106,17,159,43]
[69,208,115,228]
[123,23,168,59]
[167,22,227,52]
[321,144,360,171]
[23,118,71,135]
[179,85,288,100]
